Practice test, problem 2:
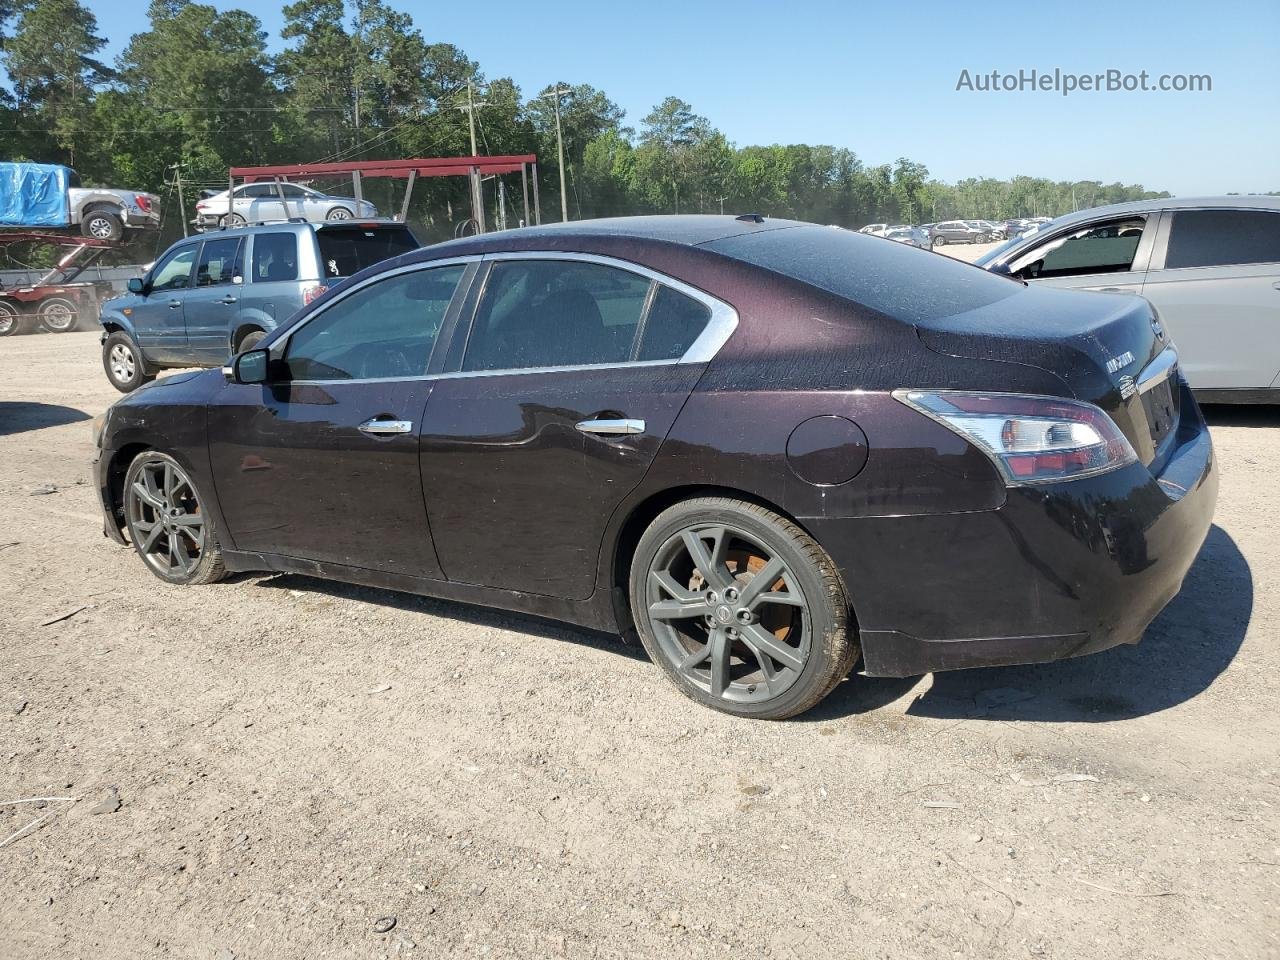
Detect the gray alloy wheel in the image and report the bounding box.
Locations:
[630,497,858,720]
[123,452,225,585]
[221,213,247,228]
[83,210,123,241]
[933,235,947,246]
[102,331,155,393]
[0,302,23,337]
[38,297,79,333]
[326,206,354,221]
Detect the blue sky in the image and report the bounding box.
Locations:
[82,0,1279,195]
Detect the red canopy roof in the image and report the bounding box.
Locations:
[230,155,537,182]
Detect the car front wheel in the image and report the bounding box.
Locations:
[123,451,226,585]
[103,331,155,393]
[630,497,858,720]
[326,206,354,221]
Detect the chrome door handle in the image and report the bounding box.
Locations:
[358,418,413,436]
[218,295,237,305]
[168,299,182,308]
[576,418,646,436]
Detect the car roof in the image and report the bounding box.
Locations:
[418,215,798,258]
[1044,194,1280,229]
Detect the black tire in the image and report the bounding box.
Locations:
[0,302,25,337]
[629,497,858,720]
[235,329,266,352]
[325,206,354,221]
[102,331,155,393]
[37,297,79,333]
[82,209,124,241]
[123,451,226,585]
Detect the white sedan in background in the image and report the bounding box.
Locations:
[195,182,377,229]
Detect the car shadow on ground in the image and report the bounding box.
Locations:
[0,401,90,437]
[253,573,651,662]
[1201,404,1280,428]
[870,523,1251,724]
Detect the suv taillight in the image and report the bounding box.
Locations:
[134,194,151,212]
[894,390,1137,485]
[302,283,329,305]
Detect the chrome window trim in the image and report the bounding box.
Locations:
[278,250,739,386]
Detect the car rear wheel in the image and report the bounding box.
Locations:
[630,497,858,720]
[326,206,354,221]
[103,331,155,393]
[235,329,266,352]
[82,209,124,241]
[38,297,79,333]
[123,451,226,585]
[220,213,247,228]
[933,235,947,246]
[0,302,25,337]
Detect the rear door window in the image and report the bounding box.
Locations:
[1164,209,1280,269]
[463,260,652,371]
[1014,217,1146,279]
[316,227,419,279]
[250,232,299,283]
[195,237,244,287]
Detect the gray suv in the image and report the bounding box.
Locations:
[977,196,1280,402]
[99,220,418,392]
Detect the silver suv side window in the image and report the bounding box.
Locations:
[1165,210,1280,269]
[251,233,299,283]
[1014,217,1145,279]
[150,246,197,292]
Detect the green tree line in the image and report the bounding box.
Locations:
[1,0,1170,252]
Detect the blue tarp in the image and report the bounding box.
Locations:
[0,162,71,227]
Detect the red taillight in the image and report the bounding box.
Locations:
[302,283,329,305]
[134,194,152,212]
[196,200,208,211]
[894,390,1138,485]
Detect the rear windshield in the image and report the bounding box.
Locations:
[707,225,1020,323]
[316,226,419,279]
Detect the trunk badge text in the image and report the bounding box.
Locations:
[1105,351,1136,375]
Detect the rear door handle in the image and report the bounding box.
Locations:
[1097,287,1136,294]
[218,295,237,305]
[576,417,646,436]
[358,418,413,436]
[168,299,182,308]
[1272,281,1280,291]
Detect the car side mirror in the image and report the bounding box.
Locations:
[127,277,145,295]
[230,348,269,384]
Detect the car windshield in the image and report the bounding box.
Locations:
[708,224,1021,324]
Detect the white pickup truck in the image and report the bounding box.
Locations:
[1,163,161,241]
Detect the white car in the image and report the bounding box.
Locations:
[195,182,377,229]
[858,223,889,236]
[977,196,1280,402]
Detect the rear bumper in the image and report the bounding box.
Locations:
[124,210,161,230]
[808,380,1218,677]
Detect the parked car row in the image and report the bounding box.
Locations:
[859,217,1053,246]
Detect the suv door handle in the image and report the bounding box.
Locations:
[218,295,237,305]
[358,418,413,436]
[168,299,182,308]
[576,418,646,436]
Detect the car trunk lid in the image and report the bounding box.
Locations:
[915,286,1179,467]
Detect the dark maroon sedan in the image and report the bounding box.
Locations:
[93,216,1217,719]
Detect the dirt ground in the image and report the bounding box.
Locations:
[1,327,1277,960]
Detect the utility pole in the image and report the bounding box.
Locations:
[715,196,728,215]
[539,85,573,222]
[169,163,188,237]
[457,80,490,233]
